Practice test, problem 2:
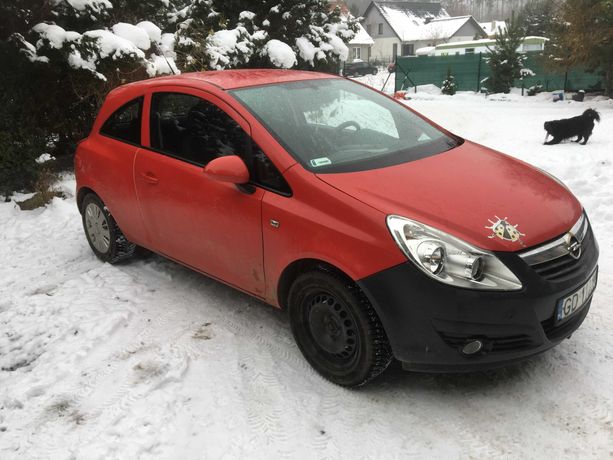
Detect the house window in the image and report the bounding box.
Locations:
[392,43,398,59]
[378,23,383,35]
[366,24,371,35]
[352,47,361,60]
[466,48,475,54]
[401,44,414,56]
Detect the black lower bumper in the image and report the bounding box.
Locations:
[358,227,599,373]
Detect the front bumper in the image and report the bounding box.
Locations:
[358,225,599,372]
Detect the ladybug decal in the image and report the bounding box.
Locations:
[485,216,525,243]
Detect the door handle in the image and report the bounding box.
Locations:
[140,172,159,185]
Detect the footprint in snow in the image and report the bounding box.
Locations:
[192,322,214,340]
[132,360,170,383]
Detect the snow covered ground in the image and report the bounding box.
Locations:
[1,80,612,459]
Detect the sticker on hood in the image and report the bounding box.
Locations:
[486,216,525,244]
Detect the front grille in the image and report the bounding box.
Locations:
[520,213,594,283]
[438,332,536,353]
[530,252,582,282]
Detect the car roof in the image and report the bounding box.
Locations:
[121,69,340,91]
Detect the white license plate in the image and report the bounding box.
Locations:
[555,270,598,324]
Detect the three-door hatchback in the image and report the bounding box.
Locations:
[76,70,598,386]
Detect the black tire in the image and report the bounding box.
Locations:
[81,193,135,264]
[288,270,393,387]
[371,69,378,75]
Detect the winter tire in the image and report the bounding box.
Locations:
[82,194,135,264]
[288,270,393,387]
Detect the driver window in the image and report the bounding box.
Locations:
[150,92,248,166]
[303,89,399,139]
[149,92,290,194]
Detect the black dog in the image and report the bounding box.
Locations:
[544,109,600,145]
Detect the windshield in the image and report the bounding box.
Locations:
[230,78,460,173]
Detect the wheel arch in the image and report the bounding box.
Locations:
[276,258,356,310]
[77,186,97,214]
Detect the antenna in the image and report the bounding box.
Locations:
[154,41,176,75]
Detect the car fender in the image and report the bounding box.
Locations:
[262,164,406,307]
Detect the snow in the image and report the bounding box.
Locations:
[407,16,474,42]
[521,68,536,78]
[35,153,55,164]
[1,83,612,459]
[238,11,256,21]
[147,54,178,76]
[65,0,112,13]
[480,20,507,36]
[206,27,254,70]
[32,23,80,49]
[377,3,451,41]
[26,20,177,80]
[84,29,146,60]
[416,45,435,56]
[111,23,151,50]
[263,39,297,69]
[348,23,373,46]
[323,24,350,61]
[136,21,162,45]
[296,37,318,64]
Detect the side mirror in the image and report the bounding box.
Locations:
[203,155,249,185]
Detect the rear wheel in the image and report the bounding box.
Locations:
[288,270,393,386]
[82,194,135,264]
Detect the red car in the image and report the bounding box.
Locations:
[76,70,598,386]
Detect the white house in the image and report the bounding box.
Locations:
[361,1,486,62]
[348,22,375,62]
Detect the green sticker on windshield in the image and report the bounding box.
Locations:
[310,157,332,167]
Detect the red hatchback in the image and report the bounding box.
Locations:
[76,70,598,386]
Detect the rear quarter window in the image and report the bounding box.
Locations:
[100,96,143,145]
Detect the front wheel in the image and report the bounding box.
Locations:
[82,194,135,264]
[288,270,393,386]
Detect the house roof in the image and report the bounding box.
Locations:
[479,20,507,36]
[407,15,483,42]
[365,1,450,41]
[349,22,374,45]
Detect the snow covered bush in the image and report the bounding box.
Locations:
[173,1,356,72]
[527,83,544,96]
[442,69,457,95]
[0,0,357,195]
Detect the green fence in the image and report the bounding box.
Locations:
[395,53,603,93]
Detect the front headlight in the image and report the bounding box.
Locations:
[387,215,522,291]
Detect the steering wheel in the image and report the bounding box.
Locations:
[336,120,361,133]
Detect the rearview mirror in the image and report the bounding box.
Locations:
[203,155,249,185]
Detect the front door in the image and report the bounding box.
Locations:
[134,87,266,297]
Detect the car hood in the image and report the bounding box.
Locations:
[316,141,582,252]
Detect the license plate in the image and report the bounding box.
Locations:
[555,270,598,325]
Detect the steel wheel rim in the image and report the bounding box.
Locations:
[85,202,111,253]
[306,293,358,361]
